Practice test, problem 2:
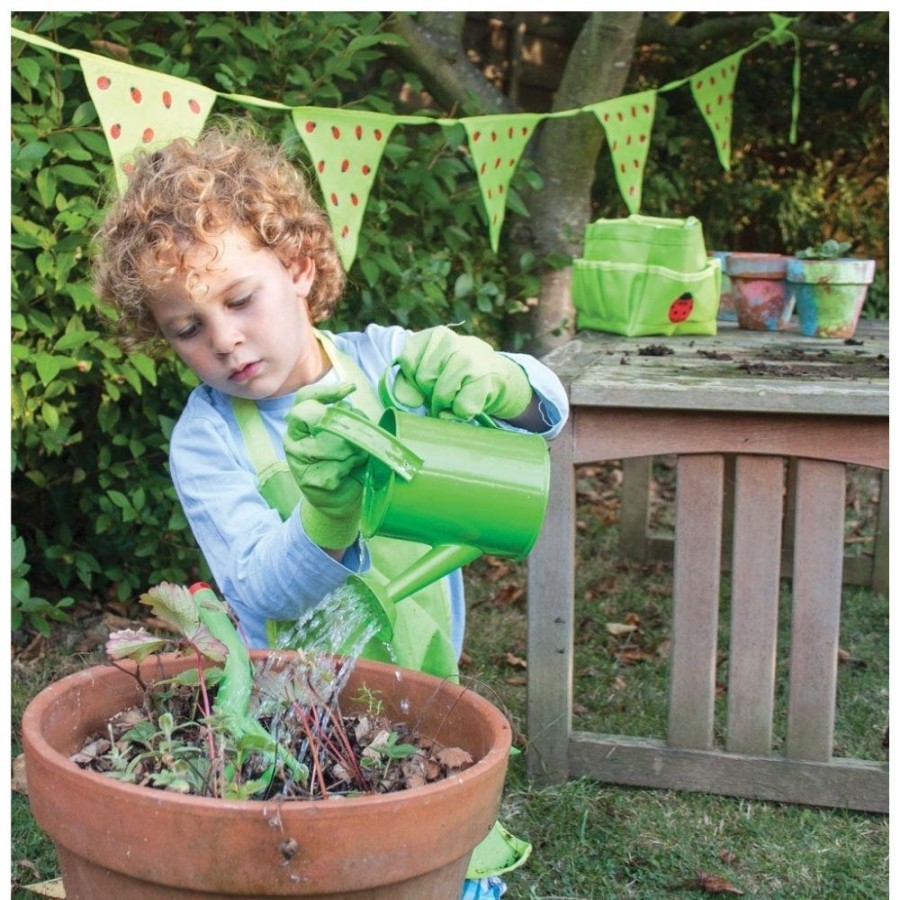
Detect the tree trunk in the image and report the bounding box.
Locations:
[384,12,642,353]
[516,12,643,353]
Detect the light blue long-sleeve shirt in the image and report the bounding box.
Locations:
[169,323,569,651]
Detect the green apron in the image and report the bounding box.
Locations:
[230,330,530,880]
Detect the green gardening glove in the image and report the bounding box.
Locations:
[283,382,369,550]
[393,325,532,421]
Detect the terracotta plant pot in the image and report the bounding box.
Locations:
[708,250,736,321]
[786,256,876,339]
[725,252,792,331]
[22,652,512,899]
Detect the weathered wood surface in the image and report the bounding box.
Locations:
[541,319,889,416]
[565,733,888,814]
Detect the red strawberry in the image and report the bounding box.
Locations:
[331,126,341,139]
[110,123,122,139]
[374,129,383,141]
[162,91,172,109]
[361,164,371,175]
[97,76,111,90]
[668,293,694,323]
[189,99,201,114]
[130,87,142,103]
[305,121,316,133]
[142,128,154,143]
[341,159,350,172]
[355,125,363,140]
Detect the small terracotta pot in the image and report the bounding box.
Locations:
[725,252,792,331]
[22,653,512,899]
[786,256,876,339]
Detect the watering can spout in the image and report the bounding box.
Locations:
[349,543,483,642]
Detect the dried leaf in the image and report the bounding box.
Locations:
[615,648,654,665]
[505,652,527,669]
[695,871,744,894]
[105,628,171,662]
[606,622,638,638]
[19,878,67,897]
[436,746,474,770]
[11,754,28,794]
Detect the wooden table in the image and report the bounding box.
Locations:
[526,319,888,812]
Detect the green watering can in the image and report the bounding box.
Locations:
[313,398,551,642]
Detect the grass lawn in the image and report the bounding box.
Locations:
[11,463,888,898]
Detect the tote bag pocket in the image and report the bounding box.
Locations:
[572,259,721,337]
[582,215,708,272]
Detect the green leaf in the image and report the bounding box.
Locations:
[139,582,200,638]
[130,353,158,386]
[35,353,62,386]
[55,329,100,352]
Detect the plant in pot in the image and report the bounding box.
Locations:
[21,582,515,899]
[786,239,877,338]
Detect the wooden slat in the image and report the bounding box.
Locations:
[567,732,888,813]
[785,460,846,762]
[526,420,576,781]
[872,471,889,594]
[619,456,653,560]
[575,409,888,470]
[667,455,724,749]
[726,456,785,754]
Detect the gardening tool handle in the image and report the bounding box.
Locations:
[312,404,423,482]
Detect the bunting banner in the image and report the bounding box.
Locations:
[690,51,744,171]
[291,107,417,269]
[80,53,218,193]
[590,90,658,215]
[11,16,800,268]
[455,114,543,252]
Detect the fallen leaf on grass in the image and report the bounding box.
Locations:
[20,878,67,897]
[692,871,744,894]
[492,584,524,607]
[606,622,638,638]
[505,651,527,669]
[615,648,655,665]
[505,676,527,686]
[12,753,28,794]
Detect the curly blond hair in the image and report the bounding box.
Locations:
[92,121,345,352]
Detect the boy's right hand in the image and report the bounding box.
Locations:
[284,383,368,550]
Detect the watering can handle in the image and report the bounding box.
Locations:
[312,405,423,483]
[378,367,496,429]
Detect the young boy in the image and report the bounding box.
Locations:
[92,122,568,894]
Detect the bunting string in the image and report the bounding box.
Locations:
[11,17,800,269]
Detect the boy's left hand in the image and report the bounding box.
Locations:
[393,325,532,421]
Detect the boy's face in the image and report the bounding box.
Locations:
[151,228,326,399]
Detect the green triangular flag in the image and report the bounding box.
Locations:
[457,114,541,252]
[690,52,743,170]
[80,53,217,193]
[292,107,409,270]
[591,90,657,214]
